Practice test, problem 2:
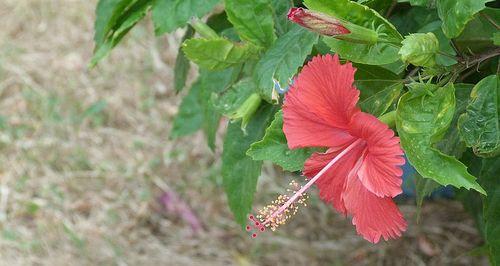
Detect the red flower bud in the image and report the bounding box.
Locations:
[287,7,350,36]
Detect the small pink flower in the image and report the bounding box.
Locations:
[287,7,350,36]
[248,54,406,243]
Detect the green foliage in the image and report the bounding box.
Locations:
[222,105,275,226]
[358,0,393,14]
[94,0,123,46]
[436,84,473,158]
[360,83,402,116]
[271,0,294,35]
[436,0,493,38]
[199,68,239,150]
[171,68,238,150]
[480,157,500,265]
[92,0,152,67]
[454,8,500,54]
[182,38,259,70]
[354,64,402,93]
[212,78,257,116]
[389,6,439,36]
[396,83,485,194]
[399,33,439,67]
[494,32,500,45]
[170,79,204,138]
[354,64,403,116]
[247,111,314,172]
[151,0,219,35]
[224,0,277,48]
[407,0,433,7]
[415,84,474,215]
[254,25,318,102]
[458,75,500,157]
[174,27,194,92]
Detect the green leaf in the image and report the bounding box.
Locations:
[222,105,275,226]
[182,38,259,70]
[360,83,402,117]
[206,12,233,33]
[458,75,500,157]
[247,111,314,172]
[254,25,318,103]
[399,33,439,67]
[415,173,441,218]
[436,83,473,157]
[170,79,204,138]
[396,83,486,194]
[407,0,433,7]
[212,78,258,115]
[271,0,294,36]
[199,68,240,150]
[174,27,194,92]
[354,63,404,109]
[358,0,393,14]
[94,0,124,46]
[390,6,439,36]
[436,0,493,38]
[171,68,239,149]
[151,0,219,35]
[494,32,500,46]
[224,0,277,48]
[305,0,403,65]
[479,157,500,265]
[454,8,500,54]
[91,0,151,67]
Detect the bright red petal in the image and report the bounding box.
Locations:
[283,54,360,149]
[348,112,405,197]
[303,143,365,215]
[343,175,407,243]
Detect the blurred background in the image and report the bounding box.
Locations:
[0,0,489,265]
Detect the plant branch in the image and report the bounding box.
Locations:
[481,12,500,30]
[459,47,500,67]
[449,47,500,83]
[385,0,398,18]
[450,39,463,58]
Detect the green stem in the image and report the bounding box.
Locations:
[189,18,218,39]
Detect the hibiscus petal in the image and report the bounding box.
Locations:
[303,143,365,215]
[349,112,405,197]
[283,108,355,149]
[283,54,360,149]
[343,175,407,243]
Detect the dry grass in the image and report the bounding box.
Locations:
[0,0,489,265]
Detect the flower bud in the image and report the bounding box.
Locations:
[287,8,378,44]
[287,7,350,36]
[399,33,439,67]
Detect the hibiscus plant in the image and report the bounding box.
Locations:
[92,0,499,262]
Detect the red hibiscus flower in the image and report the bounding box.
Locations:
[248,54,407,243]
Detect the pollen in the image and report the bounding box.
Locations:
[247,180,309,238]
